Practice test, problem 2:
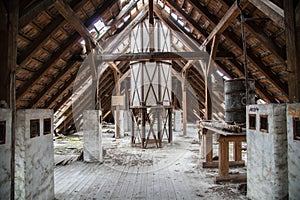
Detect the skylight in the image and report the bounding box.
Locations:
[158,0,164,8]
[216,70,224,77]
[184,27,191,32]
[124,15,130,22]
[165,5,171,14]
[117,22,125,29]
[223,76,230,80]
[80,40,86,45]
[94,19,105,31]
[131,7,137,15]
[178,20,184,26]
[171,12,178,20]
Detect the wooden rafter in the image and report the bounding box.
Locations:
[29,60,81,108]
[17,0,121,102]
[248,0,284,28]
[19,0,54,28]
[156,2,278,103]
[201,0,248,48]
[16,33,80,101]
[54,0,97,51]
[17,0,87,66]
[184,0,288,99]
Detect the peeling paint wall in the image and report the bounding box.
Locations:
[15,109,54,200]
[0,109,11,199]
[286,103,300,200]
[83,110,103,163]
[246,104,288,200]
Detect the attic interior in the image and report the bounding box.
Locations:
[0,0,299,199]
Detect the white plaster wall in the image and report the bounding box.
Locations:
[246,104,288,200]
[15,109,54,200]
[174,110,182,132]
[0,109,11,199]
[286,103,300,200]
[83,110,103,163]
[115,110,124,137]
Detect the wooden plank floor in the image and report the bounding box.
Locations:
[54,126,247,200]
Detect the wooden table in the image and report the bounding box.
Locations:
[200,125,247,183]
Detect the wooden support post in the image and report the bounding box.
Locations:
[114,70,121,138]
[234,142,242,162]
[149,0,154,52]
[284,1,300,102]
[157,108,162,147]
[218,136,229,177]
[203,129,213,163]
[0,1,18,199]
[141,108,146,148]
[168,108,173,143]
[87,50,99,109]
[182,72,187,136]
[131,110,135,146]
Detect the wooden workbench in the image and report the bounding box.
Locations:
[200,123,247,183]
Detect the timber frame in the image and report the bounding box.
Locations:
[1,0,298,134]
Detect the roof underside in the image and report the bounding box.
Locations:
[17,0,289,134]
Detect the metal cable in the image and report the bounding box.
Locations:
[237,0,250,104]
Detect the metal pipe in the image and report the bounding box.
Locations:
[237,0,250,104]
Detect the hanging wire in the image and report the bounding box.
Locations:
[237,0,250,105]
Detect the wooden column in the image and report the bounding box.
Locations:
[182,72,187,136]
[285,1,300,102]
[203,128,213,162]
[203,36,217,164]
[168,108,173,143]
[157,108,162,147]
[218,136,229,177]
[234,142,242,162]
[114,70,121,138]
[0,1,18,199]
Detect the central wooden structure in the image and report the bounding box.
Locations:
[130,18,173,148]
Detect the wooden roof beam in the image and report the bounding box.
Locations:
[17,0,121,102]
[18,0,87,66]
[97,51,209,62]
[187,0,288,99]
[101,5,148,51]
[28,60,80,108]
[165,0,209,37]
[45,65,90,109]
[18,0,117,66]
[19,0,54,28]
[54,0,97,51]
[248,0,284,28]
[201,0,248,48]
[48,4,147,112]
[16,33,81,101]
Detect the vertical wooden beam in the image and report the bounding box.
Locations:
[284,1,300,102]
[182,72,187,136]
[114,69,121,138]
[149,0,154,25]
[234,142,242,162]
[203,129,213,162]
[87,50,99,109]
[0,1,18,199]
[218,136,229,177]
[168,108,173,143]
